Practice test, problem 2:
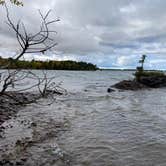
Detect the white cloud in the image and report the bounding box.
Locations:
[116,56,133,66]
[0,0,166,69]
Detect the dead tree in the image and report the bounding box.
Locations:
[37,71,67,97]
[0,70,21,94]
[5,3,60,61]
[25,70,67,105]
[0,4,64,100]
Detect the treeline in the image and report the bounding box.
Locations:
[0,57,98,70]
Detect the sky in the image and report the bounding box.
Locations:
[0,0,166,69]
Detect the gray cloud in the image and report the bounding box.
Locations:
[0,0,166,69]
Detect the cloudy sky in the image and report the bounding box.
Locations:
[0,0,166,69]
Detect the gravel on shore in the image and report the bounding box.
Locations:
[0,92,40,128]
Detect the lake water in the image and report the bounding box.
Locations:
[1,70,166,166]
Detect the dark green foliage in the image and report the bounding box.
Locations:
[134,70,165,81]
[0,0,23,6]
[0,57,98,71]
[134,55,165,81]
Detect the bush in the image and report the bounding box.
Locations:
[134,70,165,81]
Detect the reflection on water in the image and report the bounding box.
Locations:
[1,70,166,166]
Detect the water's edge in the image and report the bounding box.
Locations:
[1,70,166,166]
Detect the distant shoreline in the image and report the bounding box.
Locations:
[0,57,98,71]
[0,68,165,72]
[100,69,166,72]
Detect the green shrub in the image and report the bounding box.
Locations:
[134,70,165,81]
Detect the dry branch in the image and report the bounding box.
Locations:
[5,3,60,60]
[0,4,65,104]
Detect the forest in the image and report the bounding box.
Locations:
[0,57,98,70]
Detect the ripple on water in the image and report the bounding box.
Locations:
[1,70,166,165]
[57,86,166,165]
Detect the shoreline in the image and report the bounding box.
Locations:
[0,92,40,128]
[0,92,70,165]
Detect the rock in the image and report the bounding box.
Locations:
[46,89,63,95]
[139,75,166,88]
[107,88,115,93]
[31,122,37,127]
[112,75,166,90]
[0,92,39,127]
[112,80,147,90]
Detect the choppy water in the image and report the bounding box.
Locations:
[55,71,166,166]
[1,70,166,166]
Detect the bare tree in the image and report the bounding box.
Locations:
[22,70,67,97]
[0,70,21,94]
[0,4,65,102]
[5,3,60,61]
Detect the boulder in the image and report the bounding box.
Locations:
[107,88,115,93]
[112,75,166,90]
[138,76,166,88]
[112,80,147,90]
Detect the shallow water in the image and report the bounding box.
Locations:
[1,70,166,166]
